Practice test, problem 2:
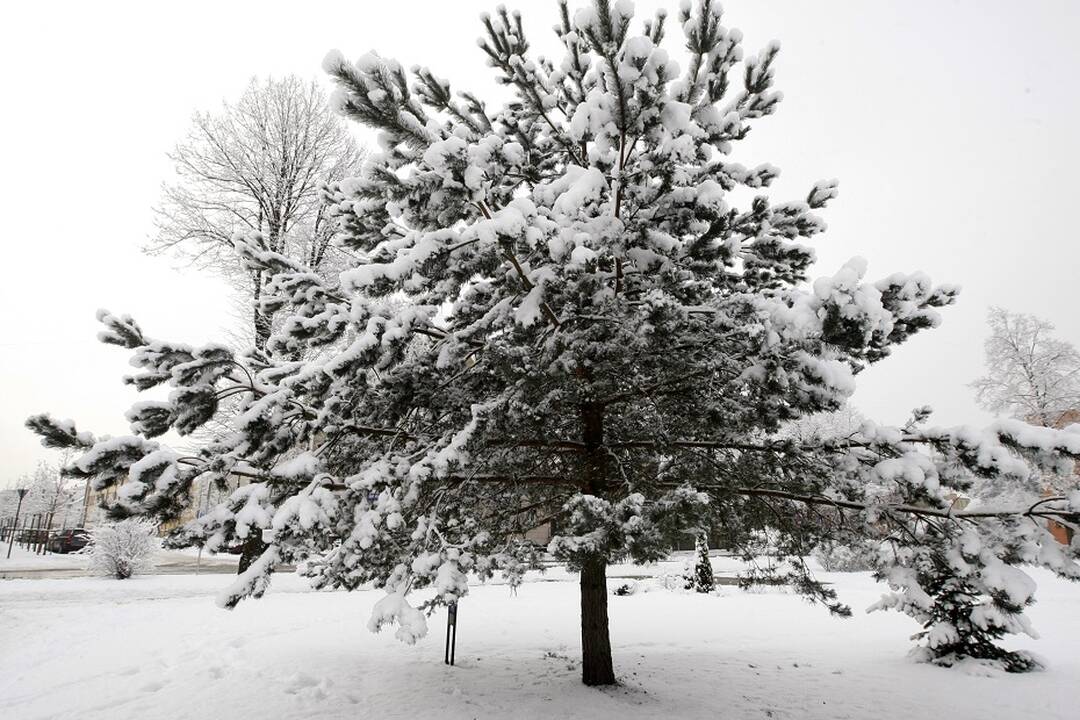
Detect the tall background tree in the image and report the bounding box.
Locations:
[30,0,1080,687]
[972,307,1080,428]
[4,459,85,529]
[972,307,1080,546]
[149,75,364,349]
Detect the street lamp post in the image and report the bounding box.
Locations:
[5,488,29,560]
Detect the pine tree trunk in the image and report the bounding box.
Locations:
[580,554,616,686]
[237,534,266,574]
[576,379,616,686]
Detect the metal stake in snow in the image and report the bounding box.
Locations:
[444,601,458,666]
[5,488,28,559]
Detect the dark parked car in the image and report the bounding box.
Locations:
[47,528,90,554]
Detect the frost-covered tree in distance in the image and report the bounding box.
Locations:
[28,0,1080,686]
[972,307,1080,429]
[149,76,365,350]
[13,459,84,529]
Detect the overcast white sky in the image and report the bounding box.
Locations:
[2,0,1078,485]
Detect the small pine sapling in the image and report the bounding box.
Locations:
[691,533,715,593]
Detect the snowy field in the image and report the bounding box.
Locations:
[1,563,1077,720]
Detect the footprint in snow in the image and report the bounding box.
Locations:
[285,672,333,702]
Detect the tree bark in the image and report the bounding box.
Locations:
[252,271,272,351]
[237,534,266,574]
[580,554,616,685]
[578,394,616,685]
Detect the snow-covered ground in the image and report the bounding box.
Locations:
[1,564,1077,720]
[0,544,87,571]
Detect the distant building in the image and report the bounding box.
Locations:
[1033,409,1079,546]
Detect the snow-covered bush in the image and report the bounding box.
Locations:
[656,571,689,592]
[87,520,159,579]
[813,541,875,573]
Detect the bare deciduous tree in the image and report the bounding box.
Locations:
[19,459,83,528]
[149,75,364,349]
[972,307,1080,427]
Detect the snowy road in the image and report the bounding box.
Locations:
[0,546,245,580]
[0,562,240,580]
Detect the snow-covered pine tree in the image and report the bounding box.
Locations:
[28,0,1080,685]
[691,533,715,593]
